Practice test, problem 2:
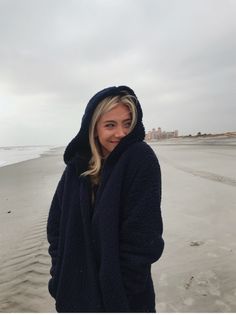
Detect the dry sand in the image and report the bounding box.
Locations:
[0,138,235,312]
[152,137,236,312]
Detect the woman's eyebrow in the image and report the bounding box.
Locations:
[103,118,131,124]
[103,120,116,124]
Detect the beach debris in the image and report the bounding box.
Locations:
[7,210,11,214]
[184,275,194,289]
[190,240,204,247]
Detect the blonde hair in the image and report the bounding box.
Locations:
[82,94,137,184]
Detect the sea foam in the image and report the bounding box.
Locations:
[0,145,55,167]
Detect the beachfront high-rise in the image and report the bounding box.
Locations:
[145,127,178,141]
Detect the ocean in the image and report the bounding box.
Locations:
[0,145,57,167]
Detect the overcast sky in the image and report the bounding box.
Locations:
[0,0,235,146]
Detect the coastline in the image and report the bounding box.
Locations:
[0,145,62,168]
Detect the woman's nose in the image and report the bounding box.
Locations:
[115,126,126,138]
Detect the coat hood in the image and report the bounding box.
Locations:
[63,85,145,167]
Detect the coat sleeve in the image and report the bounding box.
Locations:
[119,149,164,302]
[47,168,66,298]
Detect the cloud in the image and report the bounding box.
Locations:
[0,0,236,145]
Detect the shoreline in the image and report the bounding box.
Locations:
[0,145,64,168]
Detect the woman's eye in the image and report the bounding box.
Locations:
[124,122,131,128]
[105,123,115,128]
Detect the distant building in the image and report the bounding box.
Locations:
[145,127,178,141]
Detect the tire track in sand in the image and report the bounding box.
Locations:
[0,214,52,312]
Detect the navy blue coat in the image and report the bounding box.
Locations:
[47,86,164,312]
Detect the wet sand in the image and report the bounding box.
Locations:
[0,138,235,312]
[0,147,65,312]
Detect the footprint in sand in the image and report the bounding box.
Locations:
[207,252,218,258]
[159,273,168,287]
[183,297,194,306]
[215,300,231,312]
[195,270,221,297]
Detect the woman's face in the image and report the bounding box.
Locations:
[96,103,132,157]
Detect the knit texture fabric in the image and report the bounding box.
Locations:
[47,86,164,312]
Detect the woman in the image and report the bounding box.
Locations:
[47,85,164,312]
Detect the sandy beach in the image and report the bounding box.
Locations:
[0,137,235,312]
[0,148,65,312]
[152,136,236,312]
